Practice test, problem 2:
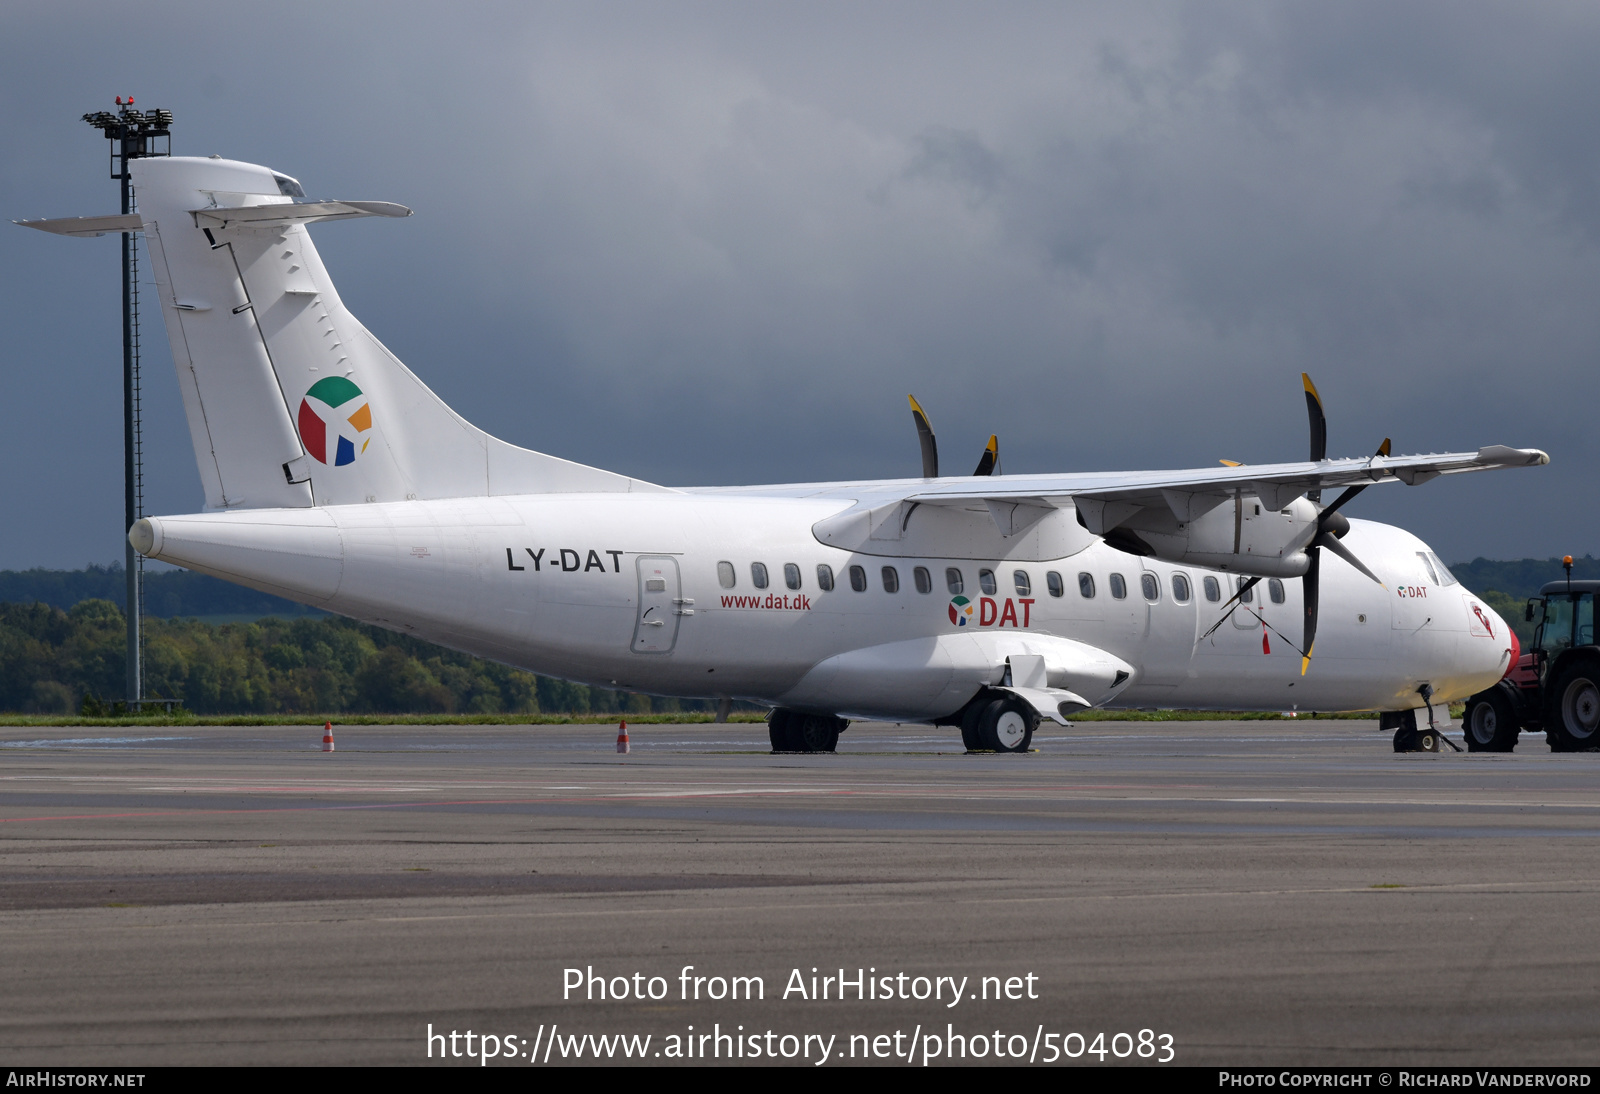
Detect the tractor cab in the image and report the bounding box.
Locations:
[1465,575,1600,753]
[1525,580,1600,670]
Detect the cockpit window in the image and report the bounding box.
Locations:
[274,174,307,200]
[1416,552,1440,585]
[1429,552,1459,586]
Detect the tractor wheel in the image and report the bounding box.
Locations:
[1464,687,1519,752]
[1547,660,1600,752]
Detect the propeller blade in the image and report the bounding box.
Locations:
[1317,531,1386,588]
[1302,374,1327,503]
[908,394,938,478]
[972,435,1000,476]
[1200,577,1261,641]
[1320,483,1367,518]
[1301,546,1320,675]
[1219,459,1242,467]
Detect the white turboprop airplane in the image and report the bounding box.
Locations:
[20,155,1549,754]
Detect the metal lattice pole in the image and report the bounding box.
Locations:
[83,100,170,709]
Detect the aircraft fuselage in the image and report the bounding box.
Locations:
[135,492,1513,722]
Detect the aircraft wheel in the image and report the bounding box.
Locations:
[1464,688,1519,752]
[1548,660,1600,752]
[1414,727,1440,753]
[767,710,801,752]
[979,697,1036,753]
[795,714,843,753]
[1390,709,1419,752]
[959,700,987,751]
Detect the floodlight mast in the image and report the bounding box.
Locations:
[82,100,171,708]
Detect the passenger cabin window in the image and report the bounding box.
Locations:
[1172,574,1191,602]
[1141,573,1160,601]
[1014,570,1031,596]
[645,578,666,592]
[751,562,769,590]
[849,565,867,593]
[913,566,933,594]
[946,568,964,595]
[717,561,736,589]
[1047,571,1064,598]
[881,566,900,593]
[1110,574,1127,599]
[979,569,998,595]
[1268,578,1285,604]
[816,564,835,592]
[1078,572,1096,599]
[784,563,801,590]
[1238,577,1254,604]
[1203,576,1221,602]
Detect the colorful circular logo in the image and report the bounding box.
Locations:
[297,376,372,466]
[948,595,973,626]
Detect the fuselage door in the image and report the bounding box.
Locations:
[632,555,683,654]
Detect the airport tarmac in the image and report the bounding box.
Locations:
[0,718,1597,1067]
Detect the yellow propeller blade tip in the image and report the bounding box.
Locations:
[1378,438,1392,457]
[1219,459,1242,467]
[1301,373,1322,404]
[1300,654,1311,676]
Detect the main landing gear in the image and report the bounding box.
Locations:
[767,709,849,754]
[959,692,1038,754]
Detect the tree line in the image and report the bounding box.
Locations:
[0,598,717,716]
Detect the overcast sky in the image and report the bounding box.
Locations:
[2,1,1595,570]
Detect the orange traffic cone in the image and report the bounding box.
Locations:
[616,721,630,754]
[322,722,335,752]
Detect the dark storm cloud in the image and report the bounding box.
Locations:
[2,1,1595,569]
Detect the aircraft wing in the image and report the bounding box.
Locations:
[900,445,1548,531]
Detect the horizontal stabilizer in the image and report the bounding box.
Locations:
[14,214,144,237]
[189,200,411,229]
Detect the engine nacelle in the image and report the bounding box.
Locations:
[1076,491,1320,579]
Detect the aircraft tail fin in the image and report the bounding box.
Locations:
[130,156,661,510]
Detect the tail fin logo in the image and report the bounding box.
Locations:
[298,377,372,467]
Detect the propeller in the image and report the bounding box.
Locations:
[1200,374,1390,672]
[1298,422,1390,674]
[908,395,938,478]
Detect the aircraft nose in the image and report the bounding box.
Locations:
[1472,599,1517,679]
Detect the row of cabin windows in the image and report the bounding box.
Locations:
[716,561,1288,605]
